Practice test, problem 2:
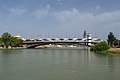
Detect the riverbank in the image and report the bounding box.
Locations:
[107,48,120,53]
[0,47,26,49]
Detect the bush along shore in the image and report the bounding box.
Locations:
[90,41,110,52]
[90,32,120,54]
[90,41,120,54]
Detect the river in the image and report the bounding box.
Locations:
[0,48,120,80]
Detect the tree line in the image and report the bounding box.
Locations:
[91,32,120,51]
[0,32,23,49]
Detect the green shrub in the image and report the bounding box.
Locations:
[90,41,110,51]
[0,32,23,48]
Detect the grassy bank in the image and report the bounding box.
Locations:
[107,48,120,53]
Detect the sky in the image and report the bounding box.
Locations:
[0,0,120,39]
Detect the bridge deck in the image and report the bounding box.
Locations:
[23,41,98,44]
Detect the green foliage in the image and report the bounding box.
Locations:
[0,38,4,47]
[107,32,116,47]
[1,32,12,48]
[10,37,23,47]
[90,41,110,51]
[0,32,23,48]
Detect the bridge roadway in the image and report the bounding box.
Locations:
[23,41,98,44]
[22,41,99,48]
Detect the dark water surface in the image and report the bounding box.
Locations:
[0,48,120,80]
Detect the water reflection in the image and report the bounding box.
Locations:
[0,48,120,80]
[0,49,24,55]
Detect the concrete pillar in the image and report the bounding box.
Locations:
[87,33,92,46]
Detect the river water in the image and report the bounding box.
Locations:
[0,48,120,80]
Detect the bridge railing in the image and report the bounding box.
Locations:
[23,38,102,44]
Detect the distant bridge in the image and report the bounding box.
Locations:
[22,37,102,48]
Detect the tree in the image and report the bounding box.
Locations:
[1,32,12,48]
[10,37,23,48]
[107,32,116,47]
[0,32,23,48]
[0,38,4,47]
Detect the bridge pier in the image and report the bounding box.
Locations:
[87,33,92,46]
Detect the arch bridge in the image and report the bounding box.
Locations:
[22,37,102,48]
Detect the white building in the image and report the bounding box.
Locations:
[13,34,26,41]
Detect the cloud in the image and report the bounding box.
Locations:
[52,8,120,38]
[10,8,26,16]
[33,4,50,18]
[53,8,79,22]
[53,8,120,24]
[52,8,95,26]
[56,0,65,5]
[57,0,65,2]
[95,5,100,9]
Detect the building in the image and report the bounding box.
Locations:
[13,34,26,41]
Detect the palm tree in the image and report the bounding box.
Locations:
[107,32,116,47]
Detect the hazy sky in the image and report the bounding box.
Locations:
[0,0,120,39]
